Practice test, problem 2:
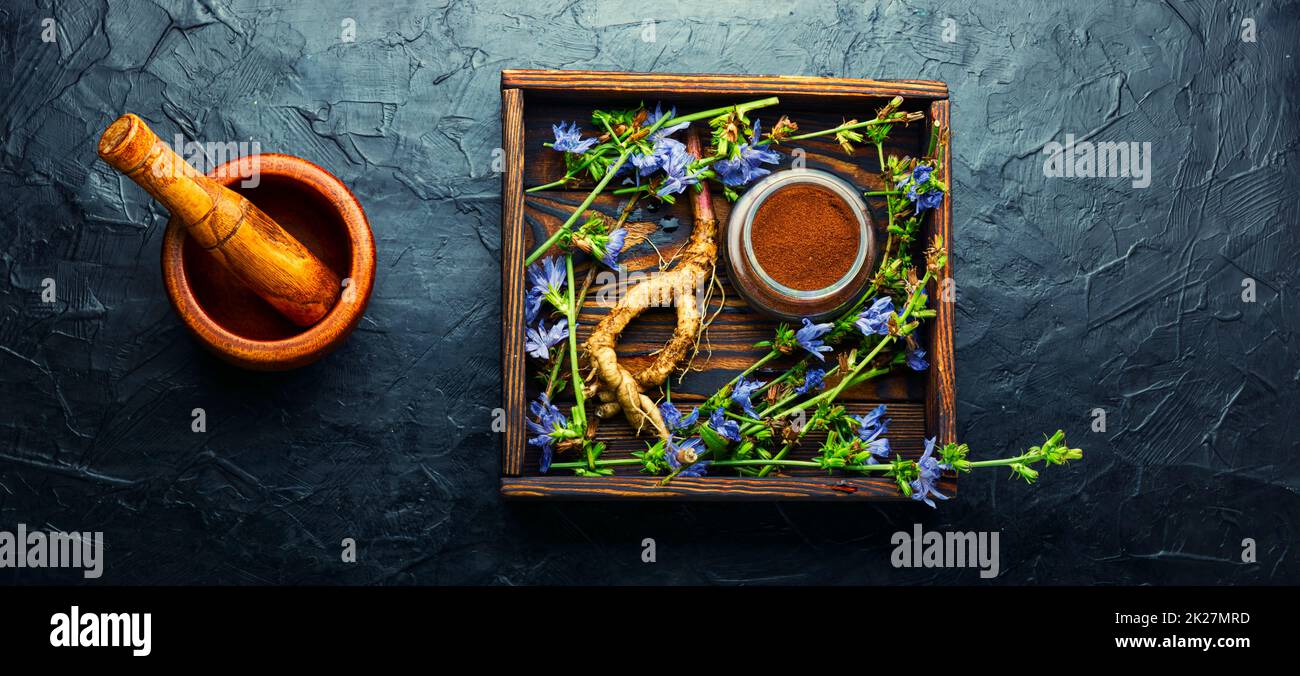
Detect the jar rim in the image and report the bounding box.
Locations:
[738,170,870,301]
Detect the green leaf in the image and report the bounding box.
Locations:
[698,424,729,456]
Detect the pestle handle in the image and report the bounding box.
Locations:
[98,114,341,327]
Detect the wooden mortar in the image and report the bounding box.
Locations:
[162,154,375,370]
[99,114,374,370]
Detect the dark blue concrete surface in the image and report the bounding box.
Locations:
[0,0,1296,584]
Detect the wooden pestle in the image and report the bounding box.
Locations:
[98,114,341,327]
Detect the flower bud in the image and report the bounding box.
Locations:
[570,233,593,254]
[1010,463,1039,484]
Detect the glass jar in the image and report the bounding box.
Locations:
[723,168,876,321]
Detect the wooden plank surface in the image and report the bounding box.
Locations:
[927,99,957,447]
[522,192,927,403]
[501,71,954,499]
[525,401,933,476]
[500,88,527,476]
[503,69,948,101]
[522,103,927,194]
[501,474,958,501]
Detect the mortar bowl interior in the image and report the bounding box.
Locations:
[161,154,375,371]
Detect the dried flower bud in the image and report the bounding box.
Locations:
[925,235,947,271]
[782,422,802,446]
[765,417,786,440]
[878,96,903,119]
[835,119,862,155]
[768,115,799,143]
[724,119,742,144]
[570,233,593,255]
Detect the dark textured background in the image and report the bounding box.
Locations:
[1,0,1296,585]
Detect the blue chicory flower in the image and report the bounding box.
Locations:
[713,119,782,187]
[630,136,686,177]
[708,407,741,441]
[916,189,944,211]
[658,402,700,432]
[910,437,949,508]
[656,165,701,197]
[527,256,568,312]
[854,403,888,431]
[524,286,544,325]
[600,228,627,269]
[655,140,702,198]
[730,377,765,418]
[794,317,834,361]
[794,368,826,395]
[646,102,690,140]
[906,347,929,371]
[551,120,597,154]
[526,393,569,473]
[858,423,891,464]
[853,404,891,464]
[527,256,566,296]
[855,296,894,336]
[665,437,711,477]
[912,164,933,185]
[524,319,568,359]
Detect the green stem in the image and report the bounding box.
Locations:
[523,97,779,267]
[563,256,587,431]
[611,185,649,197]
[544,263,599,399]
[716,459,822,469]
[550,458,644,469]
[743,366,889,437]
[756,444,794,476]
[821,272,932,404]
[612,114,908,198]
[967,453,1037,469]
[746,280,881,410]
[543,349,565,399]
[779,114,913,143]
[601,118,625,148]
[527,175,577,194]
[527,125,640,194]
[553,452,1043,473]
[724,350,780,398]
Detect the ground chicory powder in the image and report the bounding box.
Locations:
[750,184,859,291]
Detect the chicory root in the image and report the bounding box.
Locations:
[584,127,718,439]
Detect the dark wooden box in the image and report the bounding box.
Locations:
[500,70,954,500]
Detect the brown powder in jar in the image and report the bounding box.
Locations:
[750,184,859,291]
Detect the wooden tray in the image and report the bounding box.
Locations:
[500,70,954,500]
